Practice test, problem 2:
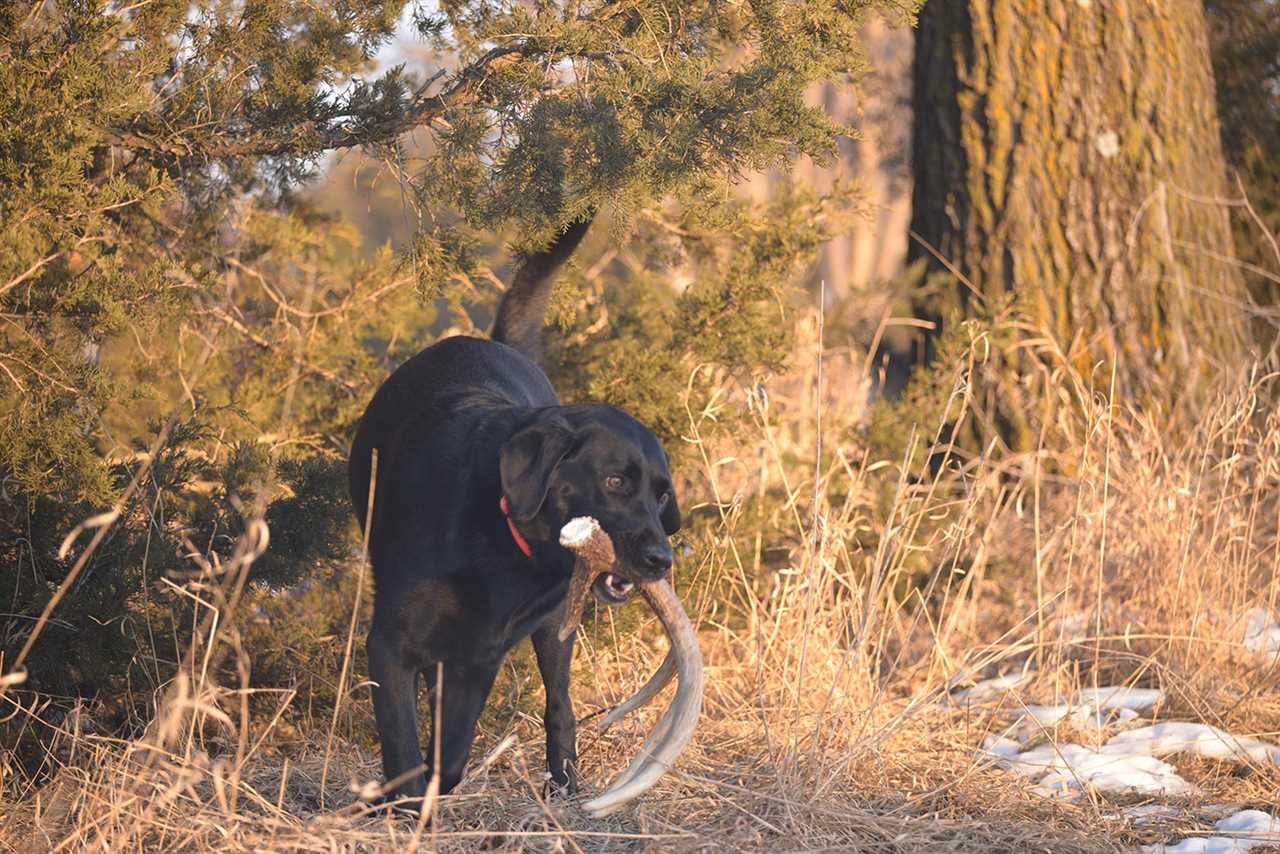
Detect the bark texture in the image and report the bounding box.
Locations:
[910,0,1249,441]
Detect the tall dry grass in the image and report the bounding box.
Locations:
[3,308,1280,852]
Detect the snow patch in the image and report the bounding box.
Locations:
[962,660,1280,804]
[1018,703,1072,727]
[951,675,1160,726]
[1108,723,1280,765]
[1242,609,1280,663]
[981,735,1023,760]
[1114,804,1237,825]
[949,670,1033,703]
[1001,686,1160,740]
[1143,809,1280,853]
[985,722,1280,800]
[1075,686,1163,712]
[998,742,1194,798]
[1123,804,1189,823]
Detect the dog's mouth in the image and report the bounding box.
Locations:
[591,571,634,604]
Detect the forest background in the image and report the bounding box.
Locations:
[2,1,1280,850]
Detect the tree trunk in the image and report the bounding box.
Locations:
[909,0,1249,446]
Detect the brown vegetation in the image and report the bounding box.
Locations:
[3,287,1279,850]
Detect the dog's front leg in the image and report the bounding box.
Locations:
[531,621,578,794]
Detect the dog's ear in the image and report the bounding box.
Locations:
[500,417,575,521]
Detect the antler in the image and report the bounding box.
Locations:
[558,517,703,817]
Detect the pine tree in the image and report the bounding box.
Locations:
[0,1,915,716]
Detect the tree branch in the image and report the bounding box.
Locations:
[104,46,526,161]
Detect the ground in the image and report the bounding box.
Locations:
[3,317,1279,852]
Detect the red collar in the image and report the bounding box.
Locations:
[499,496,534,559]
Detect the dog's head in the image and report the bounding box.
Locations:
[499,405,680,602]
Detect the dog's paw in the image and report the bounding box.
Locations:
[542,772,579,800]
[364,788,432,821]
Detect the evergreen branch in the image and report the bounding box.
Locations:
[1,251,62,297]
[205,306,361,394]
[105,46,528,161]
[224,258,415,320]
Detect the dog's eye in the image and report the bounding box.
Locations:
[657,490,671,509]
[604,475,624,490]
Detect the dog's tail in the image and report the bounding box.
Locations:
[491,215,594,362]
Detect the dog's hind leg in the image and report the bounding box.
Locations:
[368,628,427,802]
[531,621,578,793]
[423,659,501,796]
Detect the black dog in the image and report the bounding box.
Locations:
[348,217,681,803]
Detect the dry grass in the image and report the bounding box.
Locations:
[3,312,1280,852]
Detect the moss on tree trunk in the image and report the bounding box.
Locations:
[910,0,1249,447]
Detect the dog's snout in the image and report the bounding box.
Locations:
[642,542,673,574]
